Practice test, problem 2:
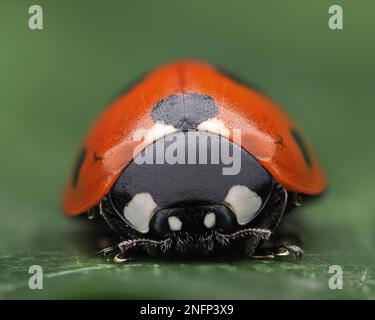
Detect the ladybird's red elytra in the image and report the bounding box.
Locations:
[62,60,326,260]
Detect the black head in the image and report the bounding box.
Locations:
[101,131,283,257]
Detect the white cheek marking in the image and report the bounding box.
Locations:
[197,118,230,139]
[203,212,216,228]
[224,185,262,225]
[168,216,182,231]
[123,192,158,234]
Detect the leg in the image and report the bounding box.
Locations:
[215,228,273,259]
[256,213,305,260]
[275,244,304,260]
[251,243,304,260]
[100,237,172,262]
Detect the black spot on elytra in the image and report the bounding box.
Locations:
[216,66,265,94]
[72,148,86,187]
[93,152,104,162]
[151,93,219,131]
[275,136,284,145]
[291,128,312,167]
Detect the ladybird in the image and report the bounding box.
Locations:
[62,60,326,261]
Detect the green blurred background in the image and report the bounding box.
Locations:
[1,0,374,299]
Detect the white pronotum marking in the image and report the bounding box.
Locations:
[168,216,182,231]
[144,122,177,145]
[123,192,158,233]
[197,118,230,138]
[203,212,216,228]
[224,185,262,225]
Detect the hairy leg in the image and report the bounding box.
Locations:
[100,237,173,262]
[254,213,305,260]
